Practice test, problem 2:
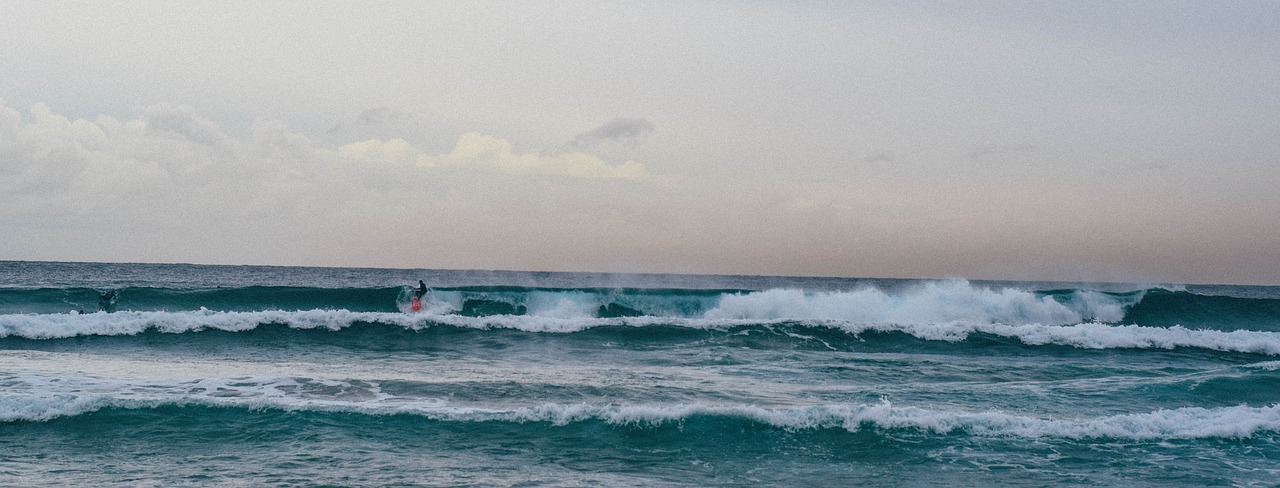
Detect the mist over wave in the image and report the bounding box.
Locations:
[703,281,1129,324]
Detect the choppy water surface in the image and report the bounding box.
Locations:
[2,261,1278,486]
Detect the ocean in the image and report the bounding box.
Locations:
[2,260,1278,487]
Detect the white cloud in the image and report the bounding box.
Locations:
[336,133,648,180]
[0,100,21,134]
[136,104,228,145]
[338,139,434,167]
[0,102,653,265]
[440,133,647,179]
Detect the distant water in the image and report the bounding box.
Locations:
[2,261,1279,486]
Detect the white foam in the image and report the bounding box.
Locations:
[413,280,1137,324]
[4,308,1280,355]
[978,322,1280,355]
[4,387,1276,441]
[1246,361,1280,371]
[1065,290,1132,323]
[0,394,116,422]
[704,280,1132,325]
[802,321,1280,355]
[0,309,426,339]
[446,401,1280,440]
[0,373,403,422]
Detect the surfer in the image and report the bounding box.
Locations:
[98,289,117,313]
[410,280,428,312]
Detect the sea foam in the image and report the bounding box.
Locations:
[704,281,1129,324]
[5,389,1277,441]
[4,307,1279,355]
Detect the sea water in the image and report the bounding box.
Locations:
[1,261,1278,486]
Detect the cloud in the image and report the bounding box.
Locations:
[571,117,655,147]
[136,104,228,145]
[336,133,648,179]
[442,133,647,179]
[337,138,435,167]
[327,106,414,134]
[0,102,650,247]
[0,102,674,269]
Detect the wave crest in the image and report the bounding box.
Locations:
[7,393,1277,441]
[4,309,1280,355]
[705,281,1130,325]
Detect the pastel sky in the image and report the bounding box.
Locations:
[2,1,1278,284]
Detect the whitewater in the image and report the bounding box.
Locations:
[2,261,1279,486]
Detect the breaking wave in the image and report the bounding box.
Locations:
[3,308,1279,355]
[5,392,1277,441]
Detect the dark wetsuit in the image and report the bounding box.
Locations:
[414,280,428,300]
[98,290,117,313]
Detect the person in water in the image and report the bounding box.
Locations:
[410,280,428,311]
[98,289,118,313]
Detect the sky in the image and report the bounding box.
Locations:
[2,1,1278,285]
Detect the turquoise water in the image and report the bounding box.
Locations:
[2,261,1279,486]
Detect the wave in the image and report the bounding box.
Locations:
[5,390,1277,441]
[2,280,1276,332]
[704,282,1132,324]
[0,286,409,314]
[0,279,1129,319]
[1122,289,1280,330]
[469,402,1280,441]
[4,308,1280,355]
